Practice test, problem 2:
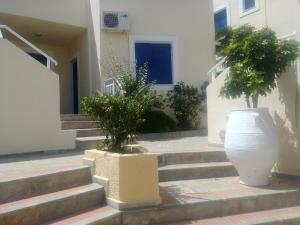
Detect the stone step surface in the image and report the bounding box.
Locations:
[162,205,300,225]
[62,121,98,130]
[76,136,106,151]
[0,165,91,204]
[122,177,300,225]
[61,114,93,122]
[76,128,105,137]
[0,184,104,225]
[44,205,121,225]
[157,149,228,167]
[158,162,237,182]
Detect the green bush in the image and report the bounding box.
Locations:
[82,58,163,152]
[81,93,159,152]
[167,82,204,129]
[138,110,176,133]
[219,25,300,108]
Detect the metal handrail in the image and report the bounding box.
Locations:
[279,31,296,40]
[104,78,122,95]
[0,25,58,68]
[207,57,226,76]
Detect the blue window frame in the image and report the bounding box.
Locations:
[214,8,228,33]
[244,0,255,11]
[135,43,173,85]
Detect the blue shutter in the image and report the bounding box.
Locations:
[214,9,228,33]
[135,43,173,84]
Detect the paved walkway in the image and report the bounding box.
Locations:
[0,134,209,181]
[138,136,208,153]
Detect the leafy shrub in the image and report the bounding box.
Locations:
[138,110,176,133]
[167,82,204,129]
[81,93,159,152]
[82,57,163,152]
[219,25,300,108]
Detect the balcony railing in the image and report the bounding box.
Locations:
[0,25,58,69]
[104,78,122,96]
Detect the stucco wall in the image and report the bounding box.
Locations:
[0,0,87,27]
[84,149,161,209]
[0,39,75,155]
[209,0,300,176]
[99,0,215,92]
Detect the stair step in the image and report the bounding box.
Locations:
[76,136,106,151]
[76,128,105,137]
[62,121,98,130]
[122,177,300,225]
[162,205,300,225]
[44,205,121,225]
[157,149,228,167]
[61,114,93,122]
[0,184,104,225]
[158,162,237,182]
[0,165,91,204]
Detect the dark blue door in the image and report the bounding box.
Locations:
[72,59,79,114]
[135,43,173,84]
[28,53,47,66]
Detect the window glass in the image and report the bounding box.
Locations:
[244,0,255,11]
[135,43,173,85]
[214,9,228,33]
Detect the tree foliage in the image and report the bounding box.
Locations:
[218,25,300,108]
[167,82,204,129]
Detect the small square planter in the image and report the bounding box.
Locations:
[83,146,162,210]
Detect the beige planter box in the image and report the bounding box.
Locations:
[83,148,162,210]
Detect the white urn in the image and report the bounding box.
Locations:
[225,108,279,186]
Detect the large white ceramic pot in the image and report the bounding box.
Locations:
[225,108,279,186]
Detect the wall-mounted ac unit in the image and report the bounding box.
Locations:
[101,12,130,32]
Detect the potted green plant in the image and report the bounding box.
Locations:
[219,25,300,186]
[82,61,162,209]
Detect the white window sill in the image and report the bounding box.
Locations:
[239,7,260,18]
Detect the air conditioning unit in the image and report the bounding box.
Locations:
[101,12,130,32]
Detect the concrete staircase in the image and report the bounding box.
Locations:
[2,137,300,224]
[0,166,121,225]
[122,146,300,225]
[157,148,237,181]
[61,114,106,151]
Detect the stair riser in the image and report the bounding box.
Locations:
[87,215,122,225]
[62,121,98,130]
[158,151,228,167]
[76,140,105,151]
[158,165,238,182]
[61,115,93,122]
[77,129,105,138]
[0,188,104,225]
[0,167,91,204]
[254,217,300,225]
[122,191,300,225]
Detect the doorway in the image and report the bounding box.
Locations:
[70,58,79,114]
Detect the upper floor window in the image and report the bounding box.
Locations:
[239,0,259,17]
[214,4,230,33]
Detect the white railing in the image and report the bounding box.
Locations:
[207,57,226,82]
[0,25,58,69]
[104,78,122,96]
[279,31,296,40]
